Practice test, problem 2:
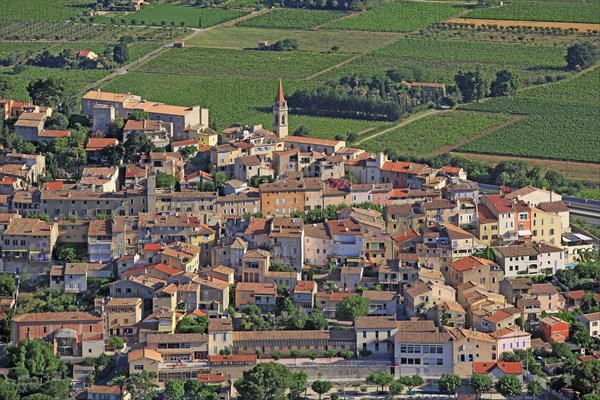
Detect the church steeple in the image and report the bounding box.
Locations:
[273,79,288,139]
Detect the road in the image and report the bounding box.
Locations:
[97,352,128,385]
[565,201,600,225]
[76,8,271,97]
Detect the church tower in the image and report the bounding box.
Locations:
[273,79,288,139]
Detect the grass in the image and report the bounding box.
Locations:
[95,3,245,28]
[322,1,467,32]
[359,111,513,156]
[458,68,600,163]
[237,9,348,29]
[464,1,600,24]
[186,26,401,54]
[139,47,351,79]
[0,0,94,22]
[101,72,384,135]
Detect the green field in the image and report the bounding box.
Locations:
[237,9,348,29]
[140,47,351,79]
[0,66,108,100]
[186,26,401,54]
[317,36,568,86]
[359,111,513,156]
[464,1,600,24]
[458,69,600,163]
[0,0,94,22]
[95,4,245,28]
[322,1,467,32]
[101,72,384,135]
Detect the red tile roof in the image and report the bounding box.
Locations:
[473,362,522,375]
[451,256,495,272]
[86,138,118,151]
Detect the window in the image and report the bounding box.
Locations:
[134,365,144,371]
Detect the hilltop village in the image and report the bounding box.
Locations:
[0,83,598,399]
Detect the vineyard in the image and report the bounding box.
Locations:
[359,111,513,156]
[0,21,186,41]
[101,72,384,136]
[458,69,600,163]
[1,66,108,100]
[0,0,94,22]
[236,9,348,29]
[316,36,570,87]
[95,4,245,28]
[186,26,400,54]
[464,1,600,24]
[322,1,467,32]
[139,47,351,79]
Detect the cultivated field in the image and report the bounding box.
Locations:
[236,9,348,29]
[186,26,401,54]
[0,0,94,22]
[458,68,600,163]
[359,111,513,156]
[464,1,600,24]
[95,3,245,28]
[139,47,351,79]
[319,36,569,86]
[0,66,108,100]
[322,1,467,32]
[447,18,600,32]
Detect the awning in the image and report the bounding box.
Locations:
[518,230,532,236]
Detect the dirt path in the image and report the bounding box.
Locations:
[76,8,272,96]
[301,54,361,80]
[445,17,600,32]
[431,113,525,155]
[313,11,363,29]
[354,108,449,145]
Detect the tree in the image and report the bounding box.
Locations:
[177,316,208,334]
[550,374,573,392]
[179,145,197,160]
[289,371,308,400]
[109,336,124,350]
[400,375,424,392]
[389,380,405,395]
[164,379,185,400]
[324,349,336,361]
[581,395,600,400]
[495,375,523,399]
[101,144,124,166]
[366,372,394,392]
[0,274,16,297]
[271,351,282,361]
[113,43,129,64]
[336,295,369,321]
[128,111,149,120]
[55,246,78,263]
[470,374,493,400]
[565,42,597,70]
[123,131,154,163]
[293,125,310,136]
[312,380,333,400]
[212,172,227,189]
[41,379,70,399]
[339,350,354,360]
[27,78,71,114]
[8,366,29,380]
[527,380,542,400]
[109,371,157,400]
[0,76,12,98]
[46,112,69,130]
[3,339,61,380]
[439,373,461,395]
[0,380,18,400]
[156,172,177,188]
[308,351,318,360]
[454,69,488,103]
[306,309,327,330]
[234,362,292,400]
[572,359,600,395]
[290,349,301,364]
[490,69,518,97]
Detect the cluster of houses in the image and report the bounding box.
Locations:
[1,84,599,398]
